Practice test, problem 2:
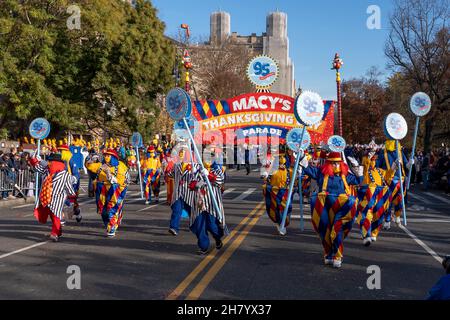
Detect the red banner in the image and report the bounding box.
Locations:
[192,93,335,144]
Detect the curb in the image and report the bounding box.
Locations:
[0,197,36,208]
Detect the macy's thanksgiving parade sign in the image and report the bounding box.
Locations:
[192,92,335,144]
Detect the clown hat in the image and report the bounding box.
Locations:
[326,152,343,162]
[147,145,155,153]
[58,144,70,151]
[103,148,119,159]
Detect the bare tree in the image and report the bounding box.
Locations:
[385,0,449,151]
[189,38,254,100]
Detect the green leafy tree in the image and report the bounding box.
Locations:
[0,0,176,142]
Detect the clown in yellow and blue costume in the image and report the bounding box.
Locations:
[141,145,162,204]
[58,144,82,223]
[262,154,293,235]
[301,151,363,268]
[86,149,129,237]
[189,159,226,254]
[376,140,411,229]
[356,150,397,246]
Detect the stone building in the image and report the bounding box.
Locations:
[209,11,295,97]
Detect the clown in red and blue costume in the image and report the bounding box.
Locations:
[301,152,363,268]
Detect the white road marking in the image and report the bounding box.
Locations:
[423,192,450,205]
[233,188,256,201]
[399,224,443,265]
[136,204,159,212]
[128,190,167,203]
[223,188,236,195]
[12,203,35,209]
[0,241,48,260]
[408,192,433,204]
[252,168,260,172]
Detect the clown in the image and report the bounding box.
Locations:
[167,149,197,236]
[189,158,226,254]
[162,148,175,205]
[262,154,293,236]
[376,139,411,229]
[300,151,363,268]
[141,145,162,204]
[29,152,76,242]
[357,148,397,246]
[86,149,129,237]
[58,144,82,223]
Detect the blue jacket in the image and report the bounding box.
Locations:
[426,275,450,300]
[376,149,408,179]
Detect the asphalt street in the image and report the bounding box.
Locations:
[0,167,448,300]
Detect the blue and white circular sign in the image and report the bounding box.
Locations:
[410,92,431,117]
[29,118,50,140]
[384,113,408,140]
[166,88,192,121]
[246,55,279,88]
[131,132,143,148]
[173,115,199,136]
[286,128,311,153]
[327,135,346,152]
[294,91,325,126]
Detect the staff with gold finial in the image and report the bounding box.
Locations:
[331,53,344,136]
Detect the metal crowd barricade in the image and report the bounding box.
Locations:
[0,168,39,199]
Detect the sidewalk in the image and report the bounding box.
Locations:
[0,196,35,208]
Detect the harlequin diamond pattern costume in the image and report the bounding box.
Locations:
[141,145,162,204]
[301,152,363,268]
[86,149,130,237]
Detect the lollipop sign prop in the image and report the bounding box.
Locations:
[407,92,432,190]
[279,91,324,234]
[328,135,346,153]
[384,113,408,225]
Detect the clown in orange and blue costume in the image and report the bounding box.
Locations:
[86,149,129,237]
[141,145,162,204]
[376,140,411,229]
[58,144,82,223]
[300,151,363,268]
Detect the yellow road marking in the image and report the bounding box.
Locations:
[185,206,265,300]
[166,202,264,300]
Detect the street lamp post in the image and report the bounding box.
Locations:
[331,53,344,136]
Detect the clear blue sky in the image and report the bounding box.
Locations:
[151,0,395,100]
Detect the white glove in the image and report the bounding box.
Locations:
[299,156,309,168]
[297,166,303,176]
[356,165,364,177]
[406,159,414,169]
[391,159,400,172]
[110,176,118,184]
[368,151,375,160]
[261,172,268,179]
[70,175,78,185]
[202,168,209,177]
[347,156,359,167]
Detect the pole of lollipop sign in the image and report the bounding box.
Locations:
[286,128,311,231]
[131,132,144,200]
[166,88,224,225]
[279,91,325,235]
[384,113,409,226]
[407,92,432,190]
